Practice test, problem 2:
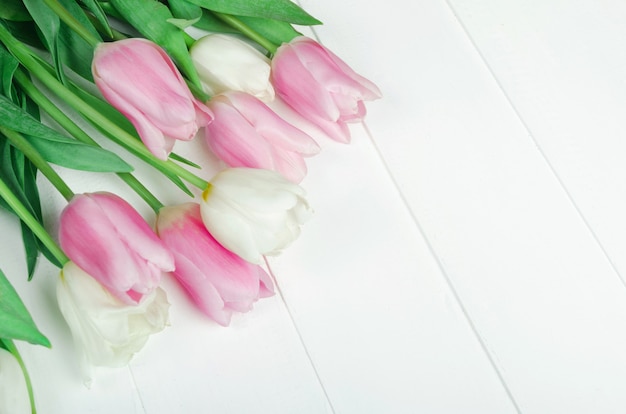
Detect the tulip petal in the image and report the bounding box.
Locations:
[59,192,174,304]
[57,262,169,378]
[157,203,271,324]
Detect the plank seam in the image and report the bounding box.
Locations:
[441,1,626,291]
[264,258,337,414]
[360,120,523,414]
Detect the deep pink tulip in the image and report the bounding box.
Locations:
[271,36,382,143]
[205,92,320,183]
[59,192,175,304]
[156,203,274,326]
[92,39,213,159]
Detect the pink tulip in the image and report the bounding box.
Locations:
[156,203,274,326]
[205,92,320,183]
[271,36,382,143]
[92,38,213,159]
[59,192,175,304]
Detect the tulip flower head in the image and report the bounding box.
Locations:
[57,262,169,379]
[205,91,320,183]
[200,168,312,264]
[191,34,275,101]
[59,192,175,304]
[0,348,30,414]
[271,36,382,143]
[93,38,213,159]
[156,203,274,326]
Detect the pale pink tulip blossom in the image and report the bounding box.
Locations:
[92,38,213,159]
[190,34,275,101]
[156,203,274,326]
[200,168,312,264]
[205,92,320,183]
[271,36,382,143]
[59,192,175,304]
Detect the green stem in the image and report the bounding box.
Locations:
[211,12,279,54]
[42,0,101,48]
[0,127,74,202]
[14,71,165,213]
[0,25,209,191]
[183,31,195,49]
[2,340,37,414]
[0,178,69,266]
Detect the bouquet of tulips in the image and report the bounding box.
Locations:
[0,0,380,411]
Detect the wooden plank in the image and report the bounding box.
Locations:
[296,0,626,412]
[267,123,518,413]
[446,0,626,283]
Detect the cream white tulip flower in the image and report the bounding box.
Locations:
[190,34,275,101]
[200,168,312,264]
[57,262,169,380]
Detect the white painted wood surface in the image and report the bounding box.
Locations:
[3,0,626,412]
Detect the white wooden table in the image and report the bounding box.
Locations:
[4,0,626,412]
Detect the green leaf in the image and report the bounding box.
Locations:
[193,12,300,45]
[169,0,203,20]
[0,268,50,347]
[169,152,201,169]
[0,0,32,22]
[0,95,133,172]
[1,20,44,49]
[238,15,300,45]
[7,144,39,278]
[27,134,134,172]
[188,0,321,25]
[109,0,202,87]
[0,45,19,98]
[79,0,114,39]
[56,0,102,81]
[0,139,37,219]
[22,0,66,83]
[20,156,62,272]
[0,94,59,139]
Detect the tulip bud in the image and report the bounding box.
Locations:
[205,92,320,183]
[156,203,274,326]
[59,192,175,304]
[0,348,31,414]
[93,38,213,159]
[191,34,275,101]
[57,262,169,379]
[200,168,312,264]
[271,36,382,143]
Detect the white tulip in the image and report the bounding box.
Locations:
[0,348,30,414]
[200,168,312,264]
[190,34,275,102]
[57,262,169,380]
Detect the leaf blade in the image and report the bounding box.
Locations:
[0,268,50,347]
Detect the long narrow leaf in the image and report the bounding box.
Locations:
[195,12,300,45]
[57,0,102,81]
[22,0,66,83]
[0,95,132,172]
[0,268,50,346]
[0,45,19,98]
[79,0,113,38]
[0,0,32,22]
[188,0,321,25]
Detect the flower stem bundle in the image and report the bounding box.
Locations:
[0,0,381,411]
